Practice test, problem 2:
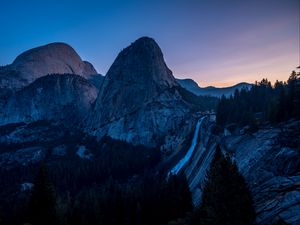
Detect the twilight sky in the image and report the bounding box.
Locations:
[0,0,299,87]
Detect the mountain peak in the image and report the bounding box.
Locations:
[128,36,160,52]
[105,36,176,87]
[0,42,97,90]
[132,36,157,44]
[87,37,187,146]
[13,42,80,65]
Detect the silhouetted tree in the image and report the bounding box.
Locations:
[193,145,255,225]
[164,174,193,221]
[270,218,290,225]
[0,212,3,225]
[26,165,57,225]
[288,71,300,117]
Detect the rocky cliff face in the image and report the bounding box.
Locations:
[183,117,218,205]
[87,37,191,147]
[180,119,300,225]
[0,42,97,91]
[0,74,98,125]
[222,120,300,225]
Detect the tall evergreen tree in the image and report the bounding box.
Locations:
[193,145,255,225]
[273,81,286,122]
[269,218,290,225]
[26,165,57,225]
[290,70,300,117]
[0,211,3,225]
[164,174,193,221]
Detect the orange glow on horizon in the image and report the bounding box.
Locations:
[193,70,296,88]
[199,81,237,88]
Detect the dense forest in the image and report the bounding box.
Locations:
[24,167,193,225]
[0,139,259,225]
[0,135,194,225]
[216,71,300,129]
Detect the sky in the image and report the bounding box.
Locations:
[0,0,299,87]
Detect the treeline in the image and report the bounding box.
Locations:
[0,65,8,70]
[216,71,300,128]
[1,142,290,225]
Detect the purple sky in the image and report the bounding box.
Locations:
[0,0,299,87]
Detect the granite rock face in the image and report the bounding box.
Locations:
[183,118,218,206]
[0,74,98,125]
[0,42,97,91]
[87,37,191,147]
[222,120,300,225]
[178,119,300,225]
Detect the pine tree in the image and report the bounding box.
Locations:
[165,174,193,220]
[270,218,290,225]
[292,70,300,117]
[26,165,57,225]
[0,212,3,225]
[194,145,255,225]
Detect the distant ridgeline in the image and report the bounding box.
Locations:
[216,70,300,129]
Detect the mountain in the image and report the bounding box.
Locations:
[176,79,200,92]
[0,42,98,92]
[0,74,98,126]
[176,78,252,97]
[87,37,195,147]
[87,73,104,89]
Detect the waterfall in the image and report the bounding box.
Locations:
[169,116,205,175]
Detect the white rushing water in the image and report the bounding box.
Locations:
[170,117,205,175]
